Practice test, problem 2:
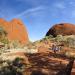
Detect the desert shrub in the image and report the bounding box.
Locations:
[12,57,24,68]
[0,57,25,75]
[42,35,53,41]
[67,37,75,48]
[1,38,9,44]
[0,26,7,40]
[0,26,9,50]
[55,35,63,42]
[10,40,21,49]
[43,36,48,40]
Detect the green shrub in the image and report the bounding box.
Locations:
[67,37,75,48]
[0,57,25,75]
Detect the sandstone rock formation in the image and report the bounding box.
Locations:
[46,23,75,37]
[0,18,29,44]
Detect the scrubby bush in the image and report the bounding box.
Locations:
[45,35,53,39]
[1,38,9,44]
[9,40,21,49]
[0,26,7,40]
[67,37,75,48]
[55,35,63,42]
[0,57,25,75]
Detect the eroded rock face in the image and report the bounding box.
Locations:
[46,23,75,37]
[0,18,29,44]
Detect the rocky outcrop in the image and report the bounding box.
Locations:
[46,23,75,37]
[0,18,29,44]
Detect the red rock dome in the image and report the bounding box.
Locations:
[0,18,29,44]
[46,23,75,37]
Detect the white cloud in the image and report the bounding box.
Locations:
[69,1,75,7]
[54,2,66,9]
[13,6,45,18]
[69,1,75,5]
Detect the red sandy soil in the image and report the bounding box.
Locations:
[23,53,70,75]
[7,51,70,75]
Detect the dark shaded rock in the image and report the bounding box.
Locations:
[46,23,75,37]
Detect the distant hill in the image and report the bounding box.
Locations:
[0,18,29,44]
[46,23,75,37]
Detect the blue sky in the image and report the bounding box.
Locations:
[0,0,75,41]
